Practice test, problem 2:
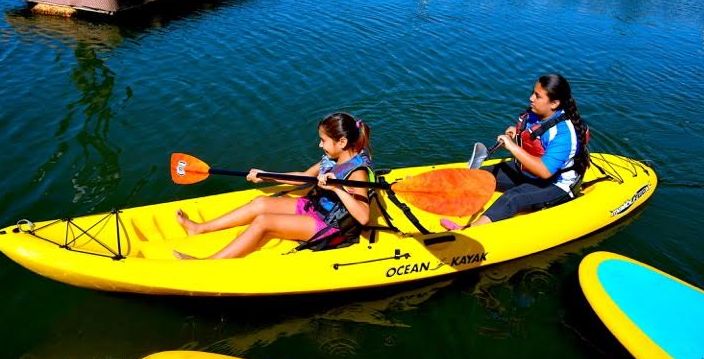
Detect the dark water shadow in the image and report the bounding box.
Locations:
[4,11,126,219]
[560,269,632,358]
[193,279,457,357]
[553,208,651,358]
[80,0,255,39]
[19,276,459,358]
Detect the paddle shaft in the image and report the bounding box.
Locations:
[488,141,502,154]
[209,168,392,190]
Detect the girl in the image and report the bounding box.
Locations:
[175,112,373,259]
[442,74,590,229]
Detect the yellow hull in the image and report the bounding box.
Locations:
[143,351,240,359]
[0,153,657,296]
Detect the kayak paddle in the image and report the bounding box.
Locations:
[171,152,382,188]
[170,153,496,217]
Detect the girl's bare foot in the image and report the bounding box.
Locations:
[173,250,198,260]
[176,209,201,235]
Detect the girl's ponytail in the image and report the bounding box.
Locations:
[353,119,372,157]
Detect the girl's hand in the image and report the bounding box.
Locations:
[246,169,263,183]
[317,172,339,191]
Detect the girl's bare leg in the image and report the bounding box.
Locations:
[176,196,298,235]
[208,214,319,259]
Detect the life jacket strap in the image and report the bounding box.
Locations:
[378,176,432,235]
[367,185,401,234]
[526,113,568,140]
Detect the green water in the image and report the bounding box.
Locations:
[1,0,703,357]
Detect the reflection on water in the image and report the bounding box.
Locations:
[2,0,256,214]
[475,211,643,300]
[4,11,127,212]
[4,10,124,49]
[463,211,644,341]
[23,39,127,209]
[4,0,246,37]
[64,42,123,206]
[6,11,130,210]
[19,279,454,358]
[196,280,453,358]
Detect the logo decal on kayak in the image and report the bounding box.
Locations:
[386,262,432,277]
[176,160,187,177]
[450,252,488,267]
[610,185,650,217]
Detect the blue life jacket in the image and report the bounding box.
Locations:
[299,152,374,251]
[307,152,373,227]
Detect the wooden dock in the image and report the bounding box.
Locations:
[28,0,160,16]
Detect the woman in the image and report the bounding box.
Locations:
[442,74,590,229]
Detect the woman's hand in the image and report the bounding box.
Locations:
[498,134,552,179]
[246,169,264,183]
[496,134,518,153]
[317,172,340,191]
[504,126,516,138]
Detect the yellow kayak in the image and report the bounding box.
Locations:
[143,351,240,359]
[0,153,656,296]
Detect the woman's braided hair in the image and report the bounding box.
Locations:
[538,74,590,175]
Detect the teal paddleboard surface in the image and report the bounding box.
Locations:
[579,251,704,358]
[598,258,704,358]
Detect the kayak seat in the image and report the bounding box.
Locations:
[294,167,385,252]
[131,216,167,242]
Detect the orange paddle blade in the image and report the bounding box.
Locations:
[170,153,211,184]
[391,168,496,217]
